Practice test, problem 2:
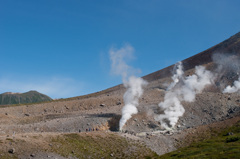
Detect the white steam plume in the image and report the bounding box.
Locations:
[109,44,140,80]
[168,62,184,90]
[156,62,214,129]
[212,53,240,94]
[109,44,148,130]
[223,77,240,93]
[120,76,147,130]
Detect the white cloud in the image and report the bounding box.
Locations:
[0,76,84,99]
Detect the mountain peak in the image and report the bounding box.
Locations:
[0,91,52,105]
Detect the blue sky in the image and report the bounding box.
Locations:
[0,0,240,98]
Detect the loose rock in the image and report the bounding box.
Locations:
[30,153,35,157]
[100,104,105,107]
[8,148,15,154]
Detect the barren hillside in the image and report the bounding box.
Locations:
[0,32,240,158]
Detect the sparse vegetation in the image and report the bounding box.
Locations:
[159,121,240,159]
[0,154,17,159]
[0,91,52,106]
[50,133,158,159]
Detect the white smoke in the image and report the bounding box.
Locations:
[109,44,148,130]
[156,62,214,129]
[109,44,140,80]
[119,76,148,130]
[168,62,184,90]
[212,53,240,91]
[213,53,240,94]
[223,77,240,93]
[183,65,214,102]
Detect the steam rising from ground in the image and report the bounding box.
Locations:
[156,62,214,129]
[120,76,147,130]
[212,53,240,93]
[109,44,147,130]
[212,53,240,91]
[223,77,240,93]
[168,62,184,90]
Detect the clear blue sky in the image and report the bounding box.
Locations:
[1,0,240,98]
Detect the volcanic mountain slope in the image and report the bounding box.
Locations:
[143,31,240,82]
[65,32,240,100]
[0,91,52,105]
[0,32,240,158]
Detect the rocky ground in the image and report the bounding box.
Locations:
[0,69,239,159]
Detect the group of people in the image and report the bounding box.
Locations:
[85,127,99,132]
[78,127,100,133]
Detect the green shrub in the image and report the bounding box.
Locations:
[226,136,240,143]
